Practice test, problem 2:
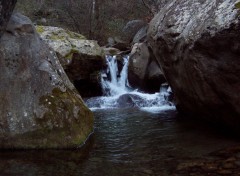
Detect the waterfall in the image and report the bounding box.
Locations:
[86,55,175,113]
[102,55,130,96]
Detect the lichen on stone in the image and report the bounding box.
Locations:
[32,87,94,148]
[66,30,86,40]
[36,25,104,63]
[36,25,44,33]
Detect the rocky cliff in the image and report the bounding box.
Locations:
[0,13,94,149]
[148,0,240,130]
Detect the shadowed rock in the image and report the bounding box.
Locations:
[0,0,17,38]
[148,0,240,131]
[128,42,166,93]
[36,25,106,97]
[121,20,147,43]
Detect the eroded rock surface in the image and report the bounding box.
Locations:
[148,0,240,130]
[0,13,93,149]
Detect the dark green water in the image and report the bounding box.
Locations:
[0,109,239,176]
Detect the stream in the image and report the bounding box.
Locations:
[0,55,239,176]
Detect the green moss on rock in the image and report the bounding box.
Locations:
[50,33,66,40]
[235,2,240,9]
[66,30,86,40]
[36,25,45,33]
[1,88,94,149]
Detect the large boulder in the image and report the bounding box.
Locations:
[0,0,17,38]
[148,0,240,130]
[37,25,106,97]
[0,13,94,149]
[121,20,147,43]
[128,42,166,93]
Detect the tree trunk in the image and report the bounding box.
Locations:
[0,0,17,38]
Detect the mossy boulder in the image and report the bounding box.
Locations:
[37,25,106,97]
[36,25,104,66]
[0,13,93,149]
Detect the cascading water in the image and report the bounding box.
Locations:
[86,55,175,113]
[101,55,130,96]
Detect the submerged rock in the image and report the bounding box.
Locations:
[37,25,106,97]
[0,13,94,149]
[148,0,240,131]
[117,94,143,108]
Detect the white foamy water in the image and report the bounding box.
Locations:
[86,55,175,113]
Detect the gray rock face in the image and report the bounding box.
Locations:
[0,13,94,149]
[148,0,240,130]
[121,20,147,43]
[0,0,17,38]
[132,25,148,44]
[128,42,166,93]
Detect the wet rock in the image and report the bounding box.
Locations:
[85,97,104,109]
[0,13,94,149]
[128,43,150,90]
[128,42,166,93]
[148,0,240,131]
[117,94,143,108]
[37,25,106,97]
[103,47,120,56]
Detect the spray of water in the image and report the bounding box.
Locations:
[102,55,130,96]
[86,55,175,113]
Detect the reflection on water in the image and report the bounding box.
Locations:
[0,109,239,176]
